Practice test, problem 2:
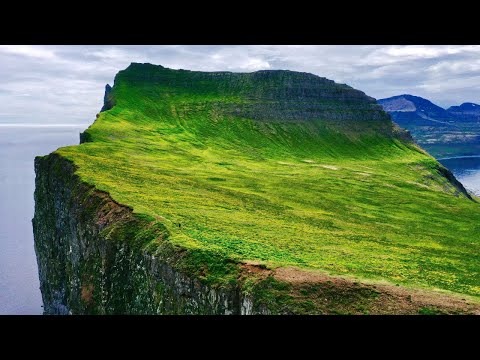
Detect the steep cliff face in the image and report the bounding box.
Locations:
[33,154,480,315]
[32,154,480,315]
[33,154,261,314]
[100,84,113,112]
[33,64,480,314]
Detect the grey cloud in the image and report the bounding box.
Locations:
[1,45,480,124]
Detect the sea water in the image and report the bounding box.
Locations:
[439,156,480,196]
[0,124,86,314]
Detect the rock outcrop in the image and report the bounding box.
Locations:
[100,84,113,112]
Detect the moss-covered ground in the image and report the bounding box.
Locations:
[54,64,480,299]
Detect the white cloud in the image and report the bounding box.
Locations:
[0,45,56,60]
[428,59,480,75]
[245,58,271,70]
[357,46,480,69]
[86,47,130,60]
[385,46,460,59]
[1,45,480,124]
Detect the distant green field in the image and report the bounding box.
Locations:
[56,64,480,298]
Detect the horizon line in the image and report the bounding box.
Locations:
[0,123,89,128]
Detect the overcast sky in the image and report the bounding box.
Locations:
[1,45,480,124]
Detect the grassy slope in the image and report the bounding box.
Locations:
[56,64,480,299]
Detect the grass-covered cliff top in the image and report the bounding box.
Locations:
[55,63,480,298]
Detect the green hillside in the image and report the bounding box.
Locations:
[54,63,480,299]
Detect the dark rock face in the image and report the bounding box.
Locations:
[32,154,475,315]
[100,84,113,112]
[118,63,392,124]
[32,154,258,314]
[80,85,113,144]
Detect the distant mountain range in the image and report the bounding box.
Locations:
[447,102,480,121]
[378,95,480,158]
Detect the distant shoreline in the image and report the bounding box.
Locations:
[0,123,89,128]
[437,155,480,161]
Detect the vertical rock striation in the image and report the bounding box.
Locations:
[33,154,261,314]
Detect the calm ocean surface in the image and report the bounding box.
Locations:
[0,125,86,314]
[439,156,480,197]
[0,125,479,314]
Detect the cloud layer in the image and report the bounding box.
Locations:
[1,45,479,124]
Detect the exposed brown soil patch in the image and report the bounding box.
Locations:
[240,261,273,279]
[81,283,94,305]
[274,267,480,315]
[95,190,134,229]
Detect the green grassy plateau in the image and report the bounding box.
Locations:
[55,63,480,299]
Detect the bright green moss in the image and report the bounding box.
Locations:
[56,63,480,298]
